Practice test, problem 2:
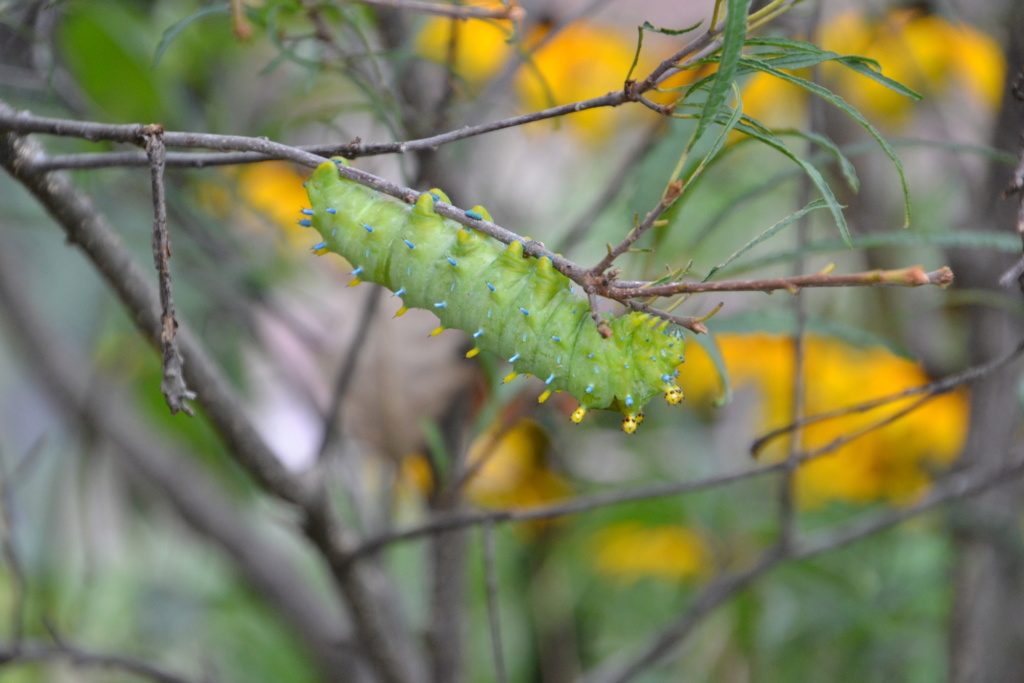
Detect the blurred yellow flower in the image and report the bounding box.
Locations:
[514,22,641,140]
[199,162,312,247]
[591,522,710,583]
[818,9,1005,126]
[398,417,569,530]
[463,417,569,510]
[236,162,313,245]
[739,9,1004,131]
[417,11,670,141]
[680,333,969,507]
[415,3,515,88]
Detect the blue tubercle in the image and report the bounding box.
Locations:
[586,384,594,394]
[298,219,312,227]
[625,396,634,407]
[588,353,595,359]
[404,239,415,249]
[552,335,561,342]
[300,208,314,216]
[326,208,337,214]
[352,266,364,276]
[509,353,520,363]
[545,374,555,385]
[486,282,496,292]
[447,257,458,267]
[519,307,530,316]
[473,329,484,338]
[434,302,447,308]
[362,223,373,232]
[661,374,671,382]
[466,209,483,220]
[394,287,406,297]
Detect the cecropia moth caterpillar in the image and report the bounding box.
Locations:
[302,158,684,433]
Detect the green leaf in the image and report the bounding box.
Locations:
[680,83,745,192]
[705,198,829,280]
[153,5,230,68]
[692,333,732,407]
[730,117,849,243]
[739,58,913,228]
[693,0,752,143]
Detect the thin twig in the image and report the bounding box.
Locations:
[345,462,787,563]
[144,126,195,416]
[481,522,509,683]
[609,266,955,298]
[589,180,683,276]
[351,0,524,20]
[587,451,1024,683]
[0,121,423,683]
[0,640,198,683]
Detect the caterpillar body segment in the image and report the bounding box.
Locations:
[304,158,685,432]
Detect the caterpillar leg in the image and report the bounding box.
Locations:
[665,386,683,405]
[571,406,588,424]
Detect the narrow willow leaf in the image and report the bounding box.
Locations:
[739,58,913,227]
[153,5,229,68]
[694,0,753,143]
[705,199,829,280]
[692,333,733,408]
[731,118,849,243]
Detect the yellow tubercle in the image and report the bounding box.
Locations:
[466,347,481,358]
[395,306,409,318]
[571,406,588,424]
[503,372,519,384]
[537,389,552,404]
[313,245,330,256]
[665,386,683,405]
[621,414,639,435]
[470,205,493,222]
[430,326,446,337]
[428,187,451,204]
[347,278,362,288]
[504,241,525,259]
[412,191,439,217]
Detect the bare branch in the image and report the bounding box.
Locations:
[352,0,524,20]
[0,119,424,683]
[587,452,1024,683]
[610,266,954,298]
[144,125,195,416]
[0,640,197,683]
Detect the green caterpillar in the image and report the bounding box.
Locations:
[302,158,684,433]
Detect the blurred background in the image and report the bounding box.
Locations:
[0,0,1021,681]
